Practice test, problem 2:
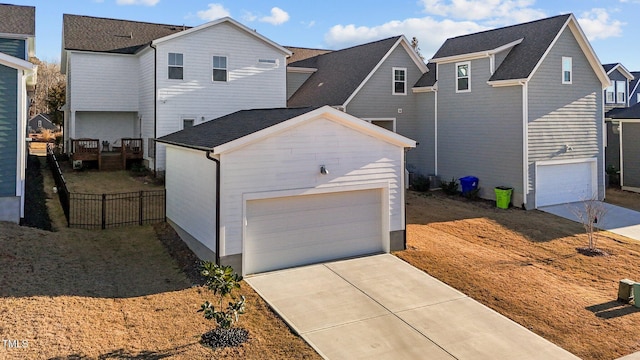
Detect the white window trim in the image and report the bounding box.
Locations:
[562,57,572,84]
[363,118,396,132]
[392,67,407,96]
[456,61,471,93]
[605,85,615,104]
[168,52,184,80]
[616,80,626,104]
[181,116,196,130]
[212,54,229,83]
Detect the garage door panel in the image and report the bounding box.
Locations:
[536,160,596,207]
[245,189,384,274]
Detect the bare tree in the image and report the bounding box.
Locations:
[572,197,608,254]
[29,57,66,117]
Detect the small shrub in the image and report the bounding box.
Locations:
[463,187,481,200]
[442,177,459,195]
[411,174,430,192]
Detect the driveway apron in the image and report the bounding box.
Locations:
[246,254,579,360]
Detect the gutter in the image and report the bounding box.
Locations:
[205,150,221,265]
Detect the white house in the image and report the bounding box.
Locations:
[61,15,290,172]
[156,106,416,275]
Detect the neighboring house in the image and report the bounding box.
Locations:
[286,36,428,168]
[605,104,640,192]
[61,15,290,172]
[28,113,57,133]
[156,106,415,275]
[630,71,640,106]
[411,14,609,209]
[0,4,36,223]
[602,63,634,111]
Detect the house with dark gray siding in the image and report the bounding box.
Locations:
[602,63,634,111]
[630,71,640,106]
[412,14,610,209]
[0,4,36,223]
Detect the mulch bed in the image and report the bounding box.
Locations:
[21,155,53,231]
[154,222,206,286]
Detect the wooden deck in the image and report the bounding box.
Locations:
[71,138,143,171]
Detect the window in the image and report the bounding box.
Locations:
[168,53,183,80]
[456,62,470,92]
[616,80,626,104]
[605,85,615,103]
[562,57,572,84]
[183,119,194,128]
[213,56,228,82]
[392,67,406,95]
[364,118,396,132]
[37,120,42,128]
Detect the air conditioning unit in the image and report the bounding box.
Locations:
[73,160,83,170]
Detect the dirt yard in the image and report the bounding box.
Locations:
[606,187,640,212]
[397,191,640,360]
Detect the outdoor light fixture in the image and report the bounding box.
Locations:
[320,165,329,175]
[565,144,573,152]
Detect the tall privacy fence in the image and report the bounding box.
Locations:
[46,144,166,229]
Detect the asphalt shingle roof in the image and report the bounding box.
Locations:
[157,107,317,149]
[63,14,189,54]
[606,103,640,119]
[287,36,402,107]
[630,71,640,96]
[285,46,332,65]
[429,14,571,82]
[0,4,35,36]
[413,63,437,88]
[602,63,617,73]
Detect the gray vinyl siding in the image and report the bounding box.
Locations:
[0,38,26,59]
[605,69,627,111]
[436,57,524,204]
[622,123,640,188]
[527,27,603,206]
[287,71,313,99]
[346,46,425,172]
[605,121,620,173]
[0,65,18,197]
[411,91,436,176]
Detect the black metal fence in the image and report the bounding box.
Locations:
[46,144,166,229]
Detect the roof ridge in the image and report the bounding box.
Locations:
[446,14,570,41]
[63,13,190,30]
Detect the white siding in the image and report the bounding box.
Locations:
[68,52,139,111]
[220,117,404,255]
[166,146,217,252]
[75,111,137,142]
[153,22,288,170]
[138,48,156,167]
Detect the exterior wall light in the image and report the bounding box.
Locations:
[320,165,329,175]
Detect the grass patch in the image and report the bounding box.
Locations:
[398,190,640,360]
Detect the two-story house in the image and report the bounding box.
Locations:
[62,15,290,172]
[0,4,36,223]
[603,63,634,111]
[411,14,609,209]
[630,72,640,106]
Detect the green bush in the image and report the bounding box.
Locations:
[463,187,481,200]
[442,177,459,195]
[411,174,431,192]
[198,263,246,329]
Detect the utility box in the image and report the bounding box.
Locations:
[619,279,635,302]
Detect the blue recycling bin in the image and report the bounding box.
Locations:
[459,176,479,195]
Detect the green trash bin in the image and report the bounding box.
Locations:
[494,186,513,209]
[634,284,640,308]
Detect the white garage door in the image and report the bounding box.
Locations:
[244,189,384,275]
[536,159,597,207]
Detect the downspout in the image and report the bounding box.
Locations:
[403,148,408,249]
[521,80,529,208]
[151,43,158,177]
[206,150,221,265]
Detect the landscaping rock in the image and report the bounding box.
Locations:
[201,327,249,349]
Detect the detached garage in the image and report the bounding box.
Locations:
[157,106,415,275]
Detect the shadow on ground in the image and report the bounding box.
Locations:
[586,300,640,319]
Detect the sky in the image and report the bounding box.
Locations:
[8,0,640,71]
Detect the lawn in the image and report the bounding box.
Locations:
[397,190,640,360]
[0,159,319,359]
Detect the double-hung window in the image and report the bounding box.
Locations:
[213,56,228,82]
[456,62,470,92]
[562,57,572,84]
[605,85,615,103]
[168,53,183,80]
[616,80,626,104]
[392,67,407,95]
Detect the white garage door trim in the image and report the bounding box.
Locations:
[242,183,390,275]
[535,158,598,208]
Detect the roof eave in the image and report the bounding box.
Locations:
[287,66,318,74]
[430,38,523,64]
[606,63,635,80]
[412,85,436,93]
[154,139,214,152]
[0,52,35,72]
[487,78,527,87]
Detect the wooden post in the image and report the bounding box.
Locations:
[139,191,144,226]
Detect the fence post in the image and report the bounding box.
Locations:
[139,191,144,226]
[102,193,106,230]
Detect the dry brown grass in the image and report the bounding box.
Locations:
[62,168,163,194]
[606,187,640,212]
[0,166,319,359]
[397,191,640,360]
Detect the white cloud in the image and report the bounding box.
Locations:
[259,7,290,25]
[197,3,231,21]
[116,0,159,5]
[325,17,487,57]
[577,8,625,41]
[419,0,545,25]
[242,11,257,22]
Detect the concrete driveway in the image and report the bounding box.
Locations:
[539,201,640,241]
[246,254,578,360]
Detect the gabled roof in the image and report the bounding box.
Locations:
[413,63,437,88]
[431,14,570,82]
[603,63,635,80]
[287,36,427,107]
[629,71,640,97]
[606,102,640,119]
[63,14,189,54]
[285,46,332,64]
[29,113,53,123]
[0,4,35,36]
[157,106,416,154]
